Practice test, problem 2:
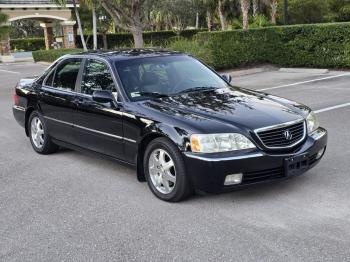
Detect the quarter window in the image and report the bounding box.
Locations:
[81,59,116,95]
[52,58,82,91]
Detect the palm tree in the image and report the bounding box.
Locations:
[240,0,251,29]
[54,0,88,51]
[91,1,97,50]
[82,0,98,50]
[252,0,259,19]
[270,0,278,24]
[0,11,9,55]
[262,0,278,24]
[202,0,216,31]
[0,11,8,38]
[218,0,226,30]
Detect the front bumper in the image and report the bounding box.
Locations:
[183,127,327,193]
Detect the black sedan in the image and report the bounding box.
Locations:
[13,49,327,202]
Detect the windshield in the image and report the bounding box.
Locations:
[114,55,229,101]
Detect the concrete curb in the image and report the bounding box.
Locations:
[36,61,51,66]
[0,55,15,63]
[220,66,277,77]
[14,58,34,63]
[279,68,329,74]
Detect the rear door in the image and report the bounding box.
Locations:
[73,58,125,159]
[39,58,83,143]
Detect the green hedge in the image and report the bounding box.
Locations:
[77,29,205,49]
[169,23,350,69]
[32,48,82,63]
[10,30,203,52]
[11,38,45,51]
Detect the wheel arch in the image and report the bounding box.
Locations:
[24,102,41,137]
[136,124,191,182]
[136,133,164,182]
[24,107,36,137]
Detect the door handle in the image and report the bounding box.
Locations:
[73,97,91,106]
[73,97,84,104]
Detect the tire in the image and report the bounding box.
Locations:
[28,111,59,154]
[144,137,192,202]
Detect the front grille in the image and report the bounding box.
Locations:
[243,167,285,184]
[256,120,306,149]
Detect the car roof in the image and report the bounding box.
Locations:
[66,48,186,61]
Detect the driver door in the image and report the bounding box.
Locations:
[73,58,125,160]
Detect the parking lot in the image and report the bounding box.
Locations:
[1,62,350,261]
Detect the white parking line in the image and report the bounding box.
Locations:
[0,69,21,75]
[315,102,350,114]
[257,73,350,91]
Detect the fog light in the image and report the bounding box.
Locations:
[316,147,326,160]
[224,173,243,186]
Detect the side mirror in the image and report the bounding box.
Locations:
[92,90,114,103]
[221,73,232,83]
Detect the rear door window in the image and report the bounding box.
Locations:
[52,58,83,91]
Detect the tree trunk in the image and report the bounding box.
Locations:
[100,0,144,48]
[271,0,278,24]
[102,32,108,50]
[218,0,225,31]
[131,27,144,48]
[252,0,259,19]
[92,0,97,50]
[195,11,199,29]
[73,0,87,51]
[240,0,250,29]
[206,9,212,31]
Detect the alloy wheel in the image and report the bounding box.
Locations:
[148,148,176,194]
[31,116,45,149]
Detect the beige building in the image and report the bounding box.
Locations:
[0,0,78,58]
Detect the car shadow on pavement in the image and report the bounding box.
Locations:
[47,146,319,204]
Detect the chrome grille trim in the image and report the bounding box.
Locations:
[254,119,307,149]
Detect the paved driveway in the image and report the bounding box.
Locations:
[1,62,350,261]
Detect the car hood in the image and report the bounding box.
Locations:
[138,87,307,132]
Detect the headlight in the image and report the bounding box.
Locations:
[306,111,319,134]
[190,133,256,153]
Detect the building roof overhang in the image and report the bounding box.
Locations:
[0,1,77,8]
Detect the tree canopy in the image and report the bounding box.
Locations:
[10,0,350,48]
[0,12,9,40]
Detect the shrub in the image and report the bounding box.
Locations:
[250,15,274,28]
[32,48,82,62]
[169,37,214,66]
[76,29,205,49]
[11,38,45,51]
[231,19,243,30]
[169,22,350,69]
[286,0,329,24]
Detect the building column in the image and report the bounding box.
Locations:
[0,30,15,62]
[61,21,76,49]
[0,32,11,56]
[40,23,54,50]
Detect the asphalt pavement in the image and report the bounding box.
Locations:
[1,62,350,261]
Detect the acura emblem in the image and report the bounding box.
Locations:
[284,130,293,140]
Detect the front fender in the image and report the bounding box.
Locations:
[135,122,191,182]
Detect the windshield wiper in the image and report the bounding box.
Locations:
[137,92,169,99]
[176,86,218,95]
